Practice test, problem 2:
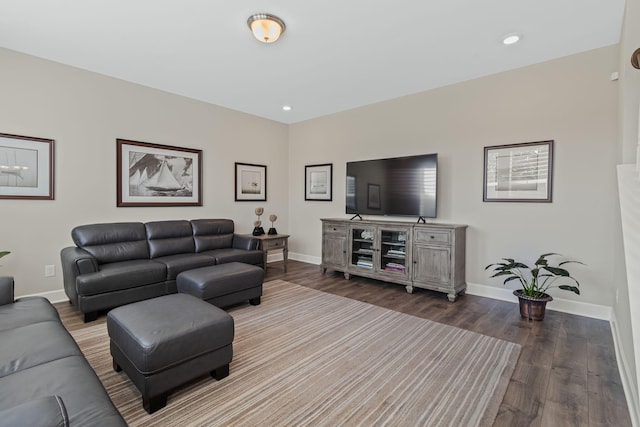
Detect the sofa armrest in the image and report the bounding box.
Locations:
[60,247,99,305]
[0,395,69,427]
[232,234,259,251]
[0,276,14,306]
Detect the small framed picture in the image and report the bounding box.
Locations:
[305,163,332,201]
[0,133,54,200]
[117,139,202,207]
[235,162,267,201]
[483,140,553,202]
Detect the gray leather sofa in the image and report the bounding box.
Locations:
[0,276,126,426]
[61,218,263,322]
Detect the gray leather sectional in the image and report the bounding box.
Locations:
[61,218,263,322]
[0,276,126,427]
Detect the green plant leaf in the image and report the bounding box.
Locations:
[490,271,514,278]
[559,260,585,266]
[512,262,529,269]
[503,276,522,285]
[558,285,580,295]
[539,252,559,258]
[0,251,9,259]
[543,266,570,276]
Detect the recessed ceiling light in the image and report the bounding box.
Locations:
[282,105,293,111]
[502,34,521,45]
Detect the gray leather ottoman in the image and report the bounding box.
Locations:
[176,262,264,308]
[107,294,234,414]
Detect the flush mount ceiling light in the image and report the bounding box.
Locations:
[502,34,521,45]
[282,105,293,111]
[247,13,286,43]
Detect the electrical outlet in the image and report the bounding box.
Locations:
[45,265,55,277]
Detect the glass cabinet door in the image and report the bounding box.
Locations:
[380,228,408,274]
[350,227,375,269]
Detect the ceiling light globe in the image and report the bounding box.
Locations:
[248,14,285,44]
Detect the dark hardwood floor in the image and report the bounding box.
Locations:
[56,260,632,427]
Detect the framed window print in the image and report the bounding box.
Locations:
[367,183,381,209]
[305,163,332,201]
[235,162,267,201]
[483,140,553,202]
[117,139,202,207]
[0,133,54,200]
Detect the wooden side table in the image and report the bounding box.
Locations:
[246,234,290,272]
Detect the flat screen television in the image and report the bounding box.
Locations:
[346,153,437,219]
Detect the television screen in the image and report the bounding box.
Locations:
[346,153,437,218]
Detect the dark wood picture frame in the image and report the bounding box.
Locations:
[116,138,202,207]
[305,163,333,201]
[483,140,554,202]
[235,162,267,201]
[0,132,54,200]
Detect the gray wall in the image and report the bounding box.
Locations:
[0,47,289,296]
[289,45,620,310]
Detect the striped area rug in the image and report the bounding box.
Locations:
[71,280,520,426]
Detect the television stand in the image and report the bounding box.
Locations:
[349,213,363,220]
[320,218,467,302]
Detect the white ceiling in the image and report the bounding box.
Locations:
[0,0,626,124]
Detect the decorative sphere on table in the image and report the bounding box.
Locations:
[252,220,265,236]
[252,207,265,236]
[268,214,278,235]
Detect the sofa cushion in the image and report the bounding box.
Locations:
[72,222,149,264]
[0,297,60,332]
[0,356,126,426]
[152,254,216,280]
[76,260,167,296]
[146,220,195,258]
[202,248,264,266]
[0,321,82,378]
[0,395,69,427]
[191,219,234,252]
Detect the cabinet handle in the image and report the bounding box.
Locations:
[430,235,435,239]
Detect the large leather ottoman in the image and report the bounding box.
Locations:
[107,294,234,414]
[176,262,264,308]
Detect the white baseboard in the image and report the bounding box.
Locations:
[610,311,640,427]
[466,281,611,321]
[289,252,321,265]
[18,288,68,304]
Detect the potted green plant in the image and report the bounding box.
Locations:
[485,252,582,321]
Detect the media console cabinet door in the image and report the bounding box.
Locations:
[321,221,348,271]
[412,245,452,287]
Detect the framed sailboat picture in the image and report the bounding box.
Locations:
[117,139,202,207]
[0,133,54,200]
